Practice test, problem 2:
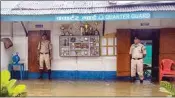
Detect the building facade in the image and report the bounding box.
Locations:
[1,1,175,81]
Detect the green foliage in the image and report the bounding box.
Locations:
[159,81,175,97]
[0,70,27,97]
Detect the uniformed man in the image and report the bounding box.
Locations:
[37,33,52,80]
[129,37,146,83]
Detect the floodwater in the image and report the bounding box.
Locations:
[17,80,167,96]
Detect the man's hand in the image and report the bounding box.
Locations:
[49,50,53,60]
[37,55,39,62]
[37,53,40,61]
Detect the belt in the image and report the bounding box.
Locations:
[132,58,142,60]
[40,52,49,54]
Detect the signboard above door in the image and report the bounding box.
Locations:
[56,12,151,21]
[35,24,43,28]
[1,11,175,21]
[2,12,151,21]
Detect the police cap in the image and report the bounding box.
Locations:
[134,37,140,40]
[42,33,47,36]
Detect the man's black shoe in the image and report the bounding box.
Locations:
[130,77,136,83]
[38,76,43,79]
[48,69,51,80]
[140,80,143,84]
[38,69,43,79]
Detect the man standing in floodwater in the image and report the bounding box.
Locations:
[38,33,52,80]
[129,37,146,83]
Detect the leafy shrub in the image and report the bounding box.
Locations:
[0,70,27,97]
[159,81,175,97]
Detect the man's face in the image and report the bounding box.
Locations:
[134,39,140,44]
[42,35,47,40]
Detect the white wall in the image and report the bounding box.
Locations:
[12,22,28,70]
[27,21,113,71]
[12,37,28,70]
[1,19,175,72]
[104,19,175,34]
[1,22,13,71]
[1,42,13,71]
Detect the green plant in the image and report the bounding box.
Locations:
[159,81,175,97]
[0,70,27,97]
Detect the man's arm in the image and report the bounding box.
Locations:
[129,45,133,57]
[142,45,147,58]
[49,42,53,60]
[37,42,41,61]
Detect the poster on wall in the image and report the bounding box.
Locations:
[59,21,104,57]
[1,38,13,49]
[59,21,104,36]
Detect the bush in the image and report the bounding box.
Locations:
[0,70,27,97]
[159,81,175,97]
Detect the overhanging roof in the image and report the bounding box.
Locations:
[1,1,175,15]
[1,1,175,21]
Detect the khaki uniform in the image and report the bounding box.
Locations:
[38,40,52,70]
[129,43,146,80]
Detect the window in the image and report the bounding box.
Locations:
[100,33,117,56]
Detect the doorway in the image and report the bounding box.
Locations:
[28,30,51,73]
[131,29,160,82]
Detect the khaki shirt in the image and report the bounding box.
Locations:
[38,40,52,53]
[129,43,146,58]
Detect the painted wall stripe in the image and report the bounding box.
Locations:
[11,71,151,80]
[152,11,175,18]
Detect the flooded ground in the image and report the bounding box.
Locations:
[17,80,167,96]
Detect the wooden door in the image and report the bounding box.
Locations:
[28,30,51,72]
[159,28,175,63]
[117,29,131,76]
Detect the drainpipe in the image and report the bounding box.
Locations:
[11,22,14,39]
[102,20,105,36]
[21,21,28,36]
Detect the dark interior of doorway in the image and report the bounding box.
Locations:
[131,29,160,82]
